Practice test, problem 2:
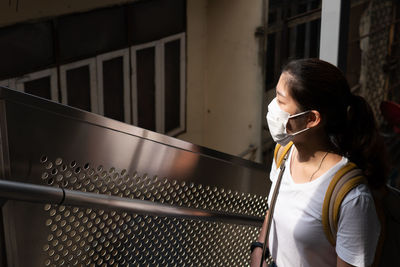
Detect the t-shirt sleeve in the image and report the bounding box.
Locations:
[335,184,381,267]
[267,158,279,207]
[269,157,278,183]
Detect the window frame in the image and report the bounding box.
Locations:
[96,48,131,123]
[130,40,158,128]
[0,79,16,90]
[12,68,59,101]
[130,32,186,135]
[161,32,186,136]
[60,58,98,113]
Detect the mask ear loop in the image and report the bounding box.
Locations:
[288,110,311,119]
[285,110,312,135]
[289,127,310,136]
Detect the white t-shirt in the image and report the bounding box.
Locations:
[268,148,380,267]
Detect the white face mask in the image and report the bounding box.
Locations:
[266,98,311,146]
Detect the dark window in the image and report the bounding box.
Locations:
[296,23,306,58]
[24,77,52,100]
[103,57,125,122]
[0,22,54,79]
[128,0,186,45]
[266,33,276,87]
[136,47,156,131]
[58,7,127,63]
[309,19,320,58]
[66,66,91,111]
[164,39,181,133]
[266,0,321,90]
[0,0,186,136]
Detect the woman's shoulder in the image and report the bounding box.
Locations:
[325,153,343,168]
[319,154,348,182]
[341,183,375,209]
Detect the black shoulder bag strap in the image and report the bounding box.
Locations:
[260,152,289,267]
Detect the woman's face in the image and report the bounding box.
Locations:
[276,72,308,134]
[275,72,299,115]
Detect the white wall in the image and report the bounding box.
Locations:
[181,0,264,161]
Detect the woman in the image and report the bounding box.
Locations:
[251,58,386,267]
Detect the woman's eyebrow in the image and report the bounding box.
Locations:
[276,89,286,97]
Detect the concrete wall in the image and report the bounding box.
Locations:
[0,0,264,162]
[180,0,264,161]
[178,0,208,147]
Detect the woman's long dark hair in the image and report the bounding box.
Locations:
[283,58,388,189]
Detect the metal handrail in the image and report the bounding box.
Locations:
[0,179,263,227]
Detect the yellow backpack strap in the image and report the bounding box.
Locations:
[322,162,366,246]
[274,141,293,169]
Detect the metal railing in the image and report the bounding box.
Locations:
[0,179,263,227]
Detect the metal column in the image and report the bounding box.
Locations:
[319,0,350,72]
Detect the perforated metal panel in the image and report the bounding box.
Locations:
[0,87,269,267]
[39,156,266,266]
[39,156,266,216]
[42,207,260,266]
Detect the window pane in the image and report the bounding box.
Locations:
[0,22,54,79]
[128,0,186,45]
[58,7,127,62]
[103,57,125,122]
[24,77,52,100]
[164,40,181,133]
[266,33,276,88]
[66,66,91,111]
[309,19,320,58]
[136,47,156,131]
[296,23,306,58]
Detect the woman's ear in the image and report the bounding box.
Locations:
[306,110,321,128]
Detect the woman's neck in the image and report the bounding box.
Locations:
[290,134,342,183]
[293,134,333,163]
